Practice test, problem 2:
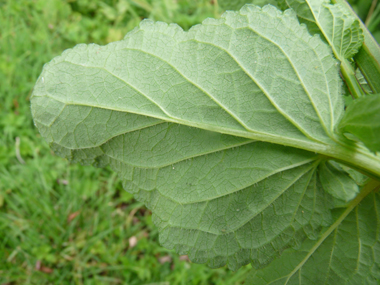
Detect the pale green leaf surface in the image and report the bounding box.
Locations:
[286,0,319,31]
[220,0,364,60]
[219,0,288,11]
[246,190,380,284]
[303,0,364,59]
[51,136,334,270]
[32,5,344,149]
[319,161,359,203]
[286,0,314,21]
[220,0,324,40]
[339,94,380,153]
[31,5,349,270]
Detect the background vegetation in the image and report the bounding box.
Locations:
[0,0,378,284]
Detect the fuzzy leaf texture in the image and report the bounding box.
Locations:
[31,4,377,272]
[339,94,380,153]
[302,0,364,59]
[218,0,321,36]
[219,0,288,11]
[246,180,380,284]
[219,0,364,60]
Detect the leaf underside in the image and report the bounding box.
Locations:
[219,0,364,60]
[302,0,364,60]
[31,4,362,271]
[319,160,359,203]
[246,190,380,284]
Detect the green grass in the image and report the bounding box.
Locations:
[0,0,251,284]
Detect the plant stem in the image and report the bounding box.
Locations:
[304,0,366,98]
[325,143,380,181]
[340,60,365,98]
[333,0,380,94]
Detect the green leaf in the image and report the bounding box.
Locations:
[111,141,334,270]
[246,179,380,284]
[30,4,380,271]
[285,0,323,37]
[50,131,335,270]
[222,0,364,61]
[282,0,366,98]
[339,164,369,186]
[32,5,344,149]
[339,94,380,153]
[302,0,364,60]
[219,0,288,11]
[334,0,380,94]
[219,0,324,39]
[318,161,359,203]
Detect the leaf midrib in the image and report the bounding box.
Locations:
[158,158,319,205]
[238,19,334,137]
[103,139,255,169]
[34,93,329,153]
[49,35,333,144]
[34,114,164,149]
[35,91,380,179]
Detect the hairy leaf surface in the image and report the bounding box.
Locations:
[219,0,288,11]
[285,0,322,36]
[32,5,344,148]
[303,0,364,60]
[220,0,364,60]
[246,181,380,284]
[219,0,321,37]
[31,4,374,271]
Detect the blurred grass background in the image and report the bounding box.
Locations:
[0,0,379,284]
[0,1,250,284]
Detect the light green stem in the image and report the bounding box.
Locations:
[323,142,380,181]
[340,60,365,98]
[333,0,380,94]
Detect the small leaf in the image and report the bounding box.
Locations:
[318,161,359,203]
[339,94,380,152]
[303,0,364,60]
